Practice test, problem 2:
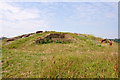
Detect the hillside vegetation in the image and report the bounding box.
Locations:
[109,39,120,44]
[2,31,118,78]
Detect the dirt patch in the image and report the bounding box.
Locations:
[35,33,76,44]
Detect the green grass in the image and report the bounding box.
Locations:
[2,31,118,78]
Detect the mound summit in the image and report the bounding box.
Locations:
[4,30,102,45]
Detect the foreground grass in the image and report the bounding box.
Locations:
[2,32,118,78]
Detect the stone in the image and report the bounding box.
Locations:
[36,31,43,34]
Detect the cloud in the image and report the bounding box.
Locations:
[0,2,40,21]
[65,2,117,23]
[2,20,49,37]
[0,2,51,37]
[0,2,118,39]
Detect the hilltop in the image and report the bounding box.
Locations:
[2,31,118,78]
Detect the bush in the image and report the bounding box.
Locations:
[43,39,47,44]
[58,40,62,43]
[55,40,58,43]
[48,39,52,43]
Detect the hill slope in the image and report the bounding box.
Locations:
[2,31,118,78]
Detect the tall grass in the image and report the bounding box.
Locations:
[2,32,118,78]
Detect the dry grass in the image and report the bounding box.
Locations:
[2,31,118,78]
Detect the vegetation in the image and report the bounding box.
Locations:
[0,40,2,79]
[109,39,120,44]
[0,37,8,40]
[2,31,118,78]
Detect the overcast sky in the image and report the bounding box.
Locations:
[0,2,118,39]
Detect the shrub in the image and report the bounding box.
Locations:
[58,40,62,43]
[48,39,52,43]
[55,40,58,43]
[43,39,47,44]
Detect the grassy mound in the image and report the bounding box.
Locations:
[2,31,118,78]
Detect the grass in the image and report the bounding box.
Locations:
[0,40,2,79]
[2,31,118,78]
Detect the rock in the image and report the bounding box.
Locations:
[101,39,112,46]
[36,31,43,34]
[7,38,15,42]
[22,34,31,38]
[108,40,112,46]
